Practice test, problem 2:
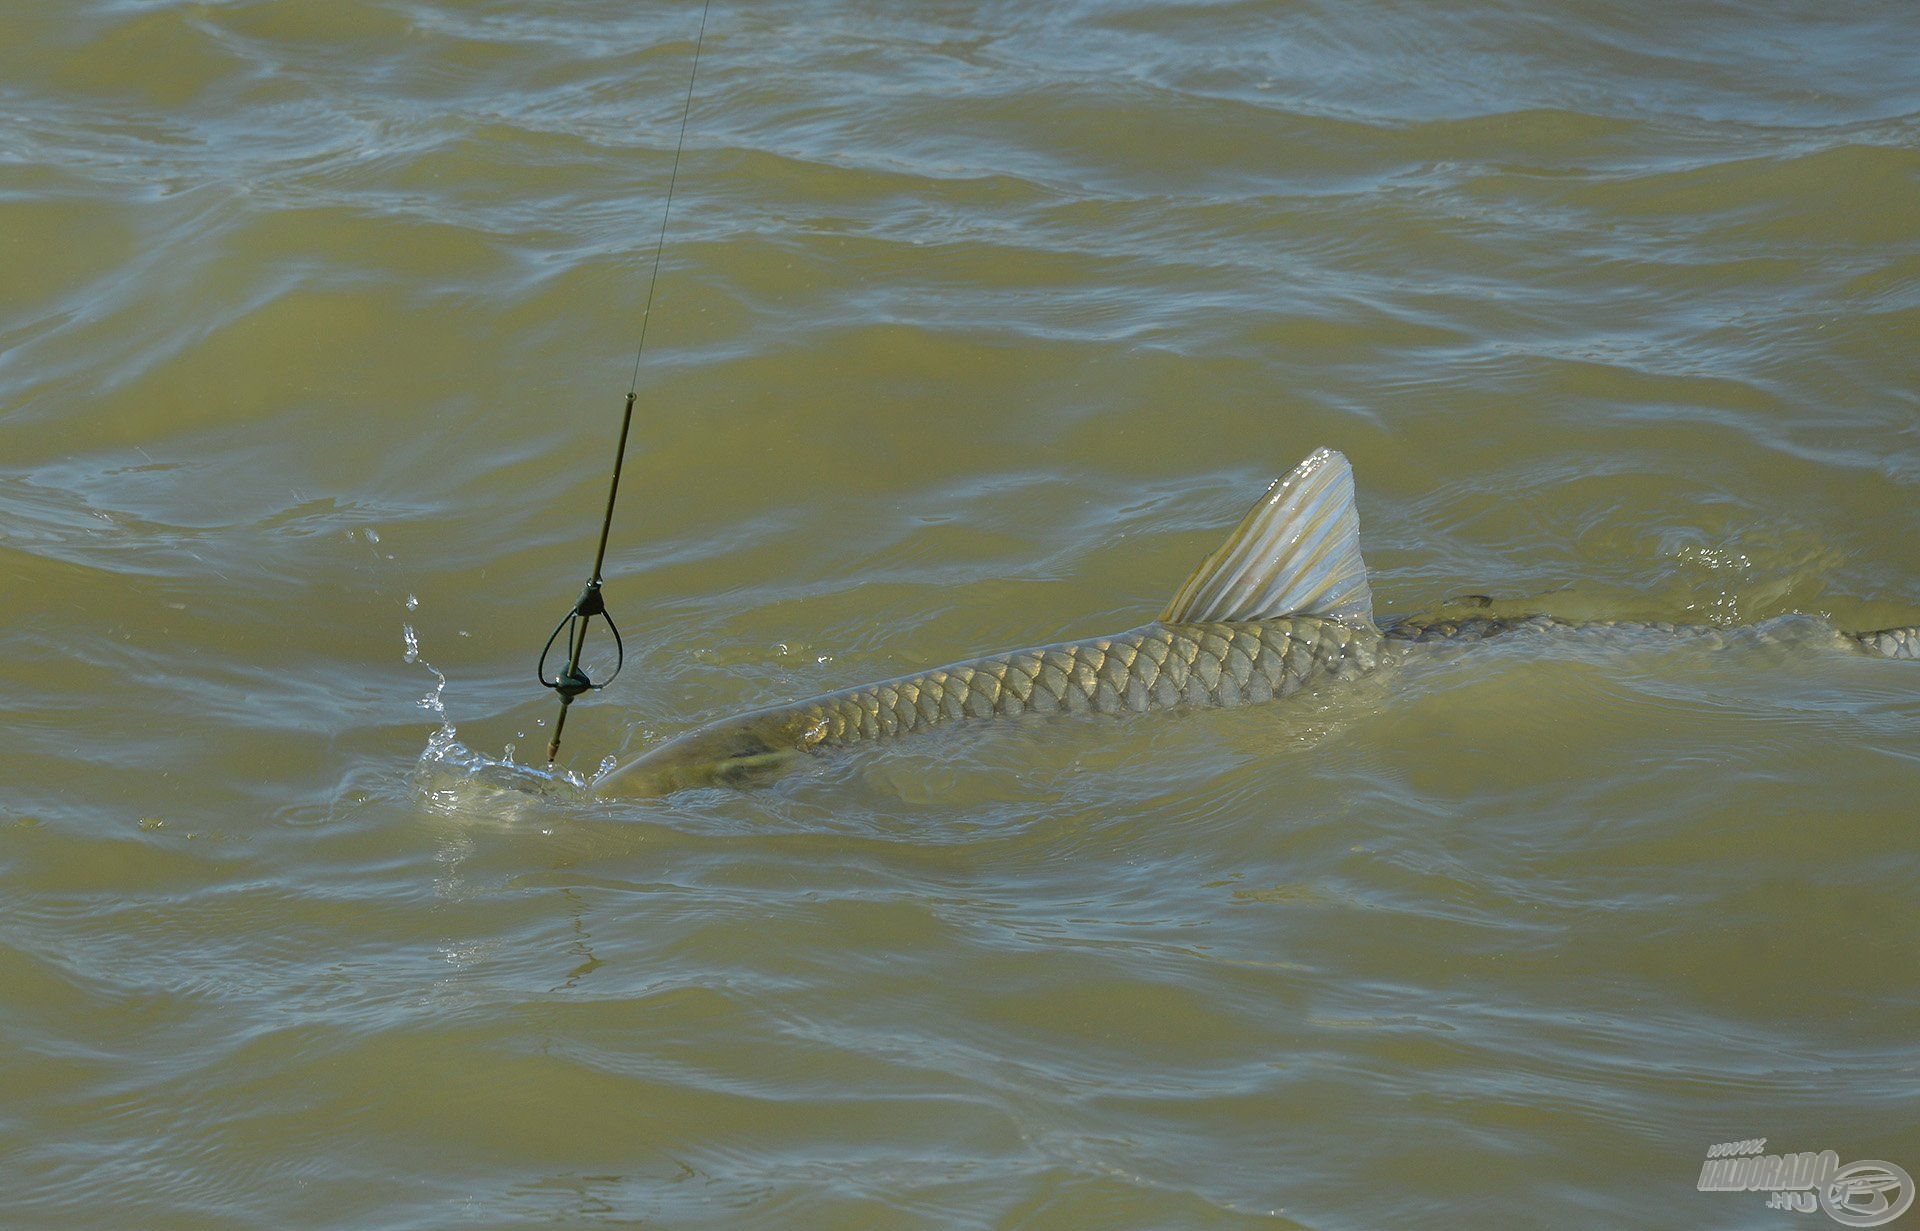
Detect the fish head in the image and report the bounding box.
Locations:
[597,711,802,797]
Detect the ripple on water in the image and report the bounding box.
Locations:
[3,0,1919,1227]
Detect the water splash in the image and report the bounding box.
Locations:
[402,621,448,729]
[404,615,593,813]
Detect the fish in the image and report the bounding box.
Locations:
[599,448,1916,796]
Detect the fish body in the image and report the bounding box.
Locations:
[612,617,1382,792]
[1854,625,1920,659]
[1385,610,1920,659]
[601,449,1915,796]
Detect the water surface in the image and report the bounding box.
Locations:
[3,1,1917,1227]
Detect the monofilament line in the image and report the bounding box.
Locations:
[628,0,714,397]
[539,0,716,769]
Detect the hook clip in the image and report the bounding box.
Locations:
[537,580,624,699]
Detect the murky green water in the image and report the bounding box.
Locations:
[4,2,1917,1227]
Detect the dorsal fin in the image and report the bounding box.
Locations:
[1160,448,1374,626]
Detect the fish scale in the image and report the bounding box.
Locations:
[791,617,1379,749]
[601,449,1918,796]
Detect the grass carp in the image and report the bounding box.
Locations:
[601,449,1915,795]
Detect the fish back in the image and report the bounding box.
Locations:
[791,618,1384,748]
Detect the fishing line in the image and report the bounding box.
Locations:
[537,0,715,768]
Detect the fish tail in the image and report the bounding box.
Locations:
[1849,626,1920,660]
